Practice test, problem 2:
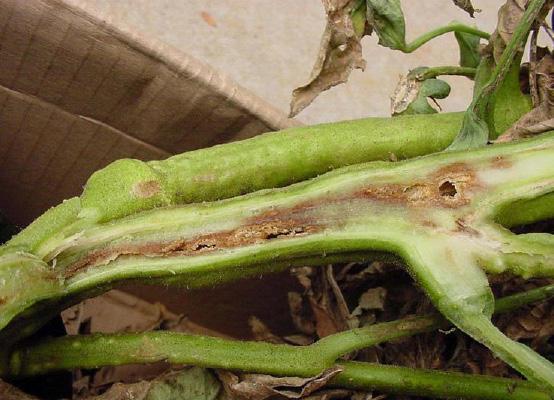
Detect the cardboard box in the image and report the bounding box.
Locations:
[0,0,298,227]
[0,0,300,338]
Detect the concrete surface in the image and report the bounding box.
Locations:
[72,0,508,125]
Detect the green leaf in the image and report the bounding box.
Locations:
[392,68,451,116]
[486,59,532,139]
[454,31,481,68]
[366,0,406,50]
[446,107,489,150]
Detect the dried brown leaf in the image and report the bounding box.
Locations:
[391,74,421,115]
[217,367,343,400]
[0,380,40,400]
[487,0,527,63]
[352,287,387,316]
[289,0,367,117]
[291,266,352,338]
[288,291,317,336]
[249,316,286,344]
[453,0,481,17]
[487,0,553,63]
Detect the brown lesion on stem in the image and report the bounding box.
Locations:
[358,163,480,209]
[62,162,484,278]
[63,219,322,278]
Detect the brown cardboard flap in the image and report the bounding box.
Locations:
[0,0,298,226]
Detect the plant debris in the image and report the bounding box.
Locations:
[391,68,451,116]
[216,367,343,400]
[289,0,368,117]
[453,0,481,17]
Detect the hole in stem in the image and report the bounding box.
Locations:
[510,218,554,234]
[439,181,457,197]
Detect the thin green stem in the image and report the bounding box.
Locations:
[495,284,554,313]
[414,66,477,80]
[334,362,551,400]
[404,23,490,53]
[8,284,554,377]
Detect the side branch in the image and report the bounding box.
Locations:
[7,285,554,399]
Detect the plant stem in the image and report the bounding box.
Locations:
[414,66,477,81]
[56,112,466,226]
[8,285,554,399]
[448,0,546,150]
[404,23,490,53]
[495,284,554,313]
[334,362,551,400]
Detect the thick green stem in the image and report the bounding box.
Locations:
[79,113,464,224]
[2,133,554,389]
[404,23,489,53]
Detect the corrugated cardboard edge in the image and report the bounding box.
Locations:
[62,0,302,133]
[0,0,301,225]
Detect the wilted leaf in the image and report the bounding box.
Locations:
[497,52,554,141]
[289,0,368,117]
[486,0,552,64]
[217,367,343,400]
[391,68,451,116]
[455,31,481,68]
[366,0,406,50]
[486,0,527,63]
[452,0,480,17]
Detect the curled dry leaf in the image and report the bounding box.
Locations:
[391,69,451,116]
[217,366,343,400]
[452,0,481,17]
[289,0,367,117]
[351,287,387,317]
[487,0,553,64]
[487,0,527,63]
[496,52,554,141]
